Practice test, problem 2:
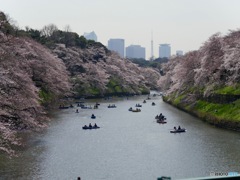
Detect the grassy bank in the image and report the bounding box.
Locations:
[163,93,240,131]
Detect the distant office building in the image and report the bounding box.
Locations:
[83,31,97,41]
[159,44,171,58]
[176,50,184,56]
[108,38,125,58]
[126,45,146,59]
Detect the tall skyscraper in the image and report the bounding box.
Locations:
[150,32,154,60]
[108,39,125,58]
[83,31,97,41]
[159,44,171,58]
[176,50,184,56]
[126,45,146,59]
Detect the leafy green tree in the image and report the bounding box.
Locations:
[76,35,87,48]
[27,28,41,41]
[0,12,15,37]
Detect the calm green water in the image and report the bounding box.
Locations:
[1,93,240,180]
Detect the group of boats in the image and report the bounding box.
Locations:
[155,113,186,133]
[82,113,99,129]
[60,94,186,133]
[60,101,117,130]
[76,102,100,130]
[129,100,156,112]
[143,98,156,106]
[59,102,99,110]
[78,102,99,109]
[59,104,74,109]
[128,103,143,112]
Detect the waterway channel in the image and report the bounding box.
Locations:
[1,93,240,180]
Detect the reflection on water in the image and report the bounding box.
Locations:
[1,93,240,180]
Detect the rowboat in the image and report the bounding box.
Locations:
[157,120,167,124]
[170,128,186,133]
[82,125,100,130]
[132,108,141,112]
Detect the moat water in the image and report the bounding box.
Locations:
[1,93,240,180]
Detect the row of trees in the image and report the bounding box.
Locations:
[129,58,162,68]
[0,11,162,155]
[1,12,72,155]
[0,12,95,49]
[23,24,90,48]
[159,30,240,97]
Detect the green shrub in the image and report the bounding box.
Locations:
[195,100,240,122]
[214,85,240,95]
[39,89,53,104]
[173,94,185,105]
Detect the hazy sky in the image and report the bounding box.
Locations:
[1,0,240,59]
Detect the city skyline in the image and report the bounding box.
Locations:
[83,31,97,42]
[107,38,125,58]
[159,44,171,59]
[1,0,240,58]
[126,45,146,59]
[82,31,179,59]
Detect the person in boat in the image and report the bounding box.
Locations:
[158,113,162,120]
[159,113,162,119]
[94,123,98,128]
[89,123,92,128]
[83,125,88,128]
[174,126,177,130]
[178,125,181,130]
